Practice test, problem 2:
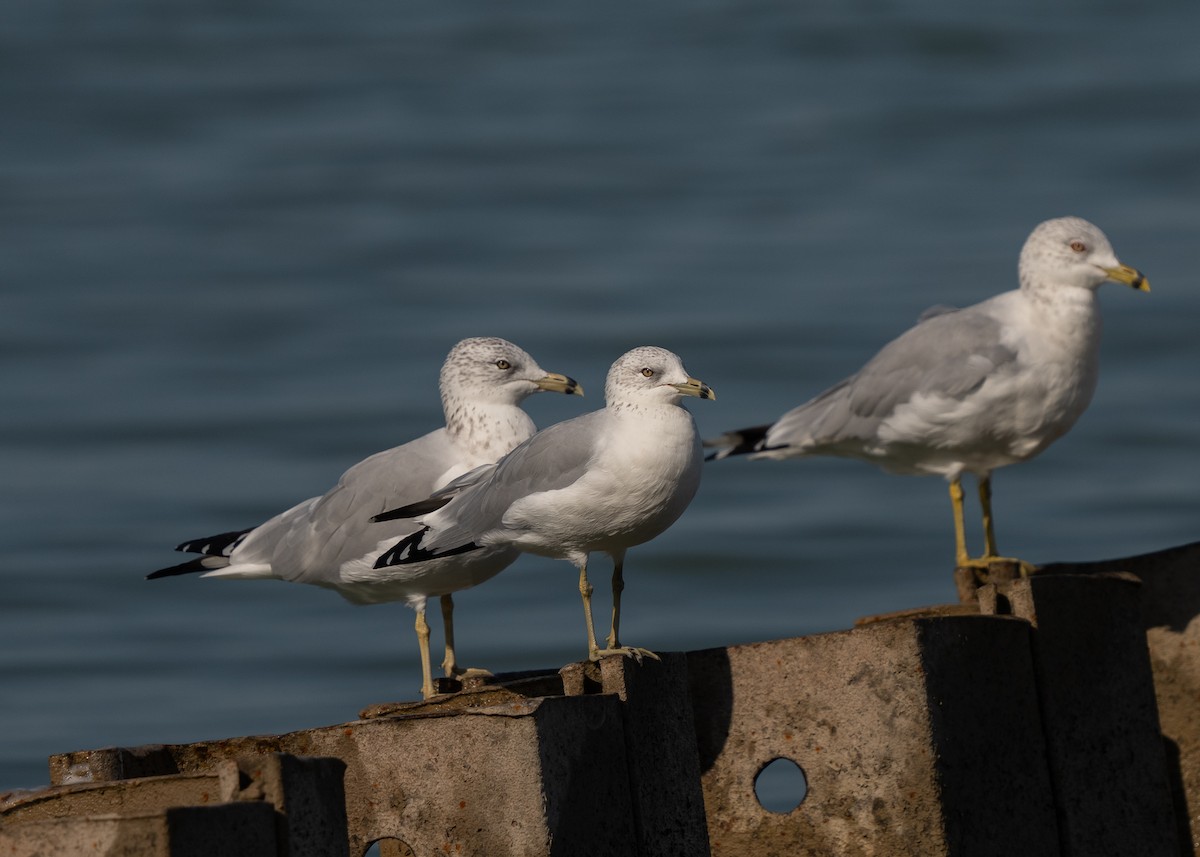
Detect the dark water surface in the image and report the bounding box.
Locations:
[3,0,1200,791]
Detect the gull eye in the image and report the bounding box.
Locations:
[1069,240,1087,253]
[641,368,654,378]
[495,359,511,370]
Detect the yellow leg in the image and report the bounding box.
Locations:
[953,473,1037,576]
[950,478,970,567]
[415,607,435,700]
[588,554,658,664]
[978,475,998,559]
[438,593,492,681]
[440,594,457,677]
[605,556,624,651]
[578,560,601,660]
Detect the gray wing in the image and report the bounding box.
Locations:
[766,304,1017,451]
[415,411,605,556]
[370,462,499,522]
[916,303,960,322]
[427,462,496,500]
[235,430,460,582]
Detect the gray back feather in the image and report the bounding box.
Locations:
[243,431,459,579]
[769,306,1016,450]
[420,411,604,553]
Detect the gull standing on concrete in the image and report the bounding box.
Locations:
[373,346,715,661]
[706,217,1149,571]
[148,337,583,699]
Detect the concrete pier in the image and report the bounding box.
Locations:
[688,615,1060,856]
[4,541,1198,856]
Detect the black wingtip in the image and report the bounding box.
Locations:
[175,527,253,556]
[703,424,772,461]
[374,528,482,569]
[375,529,424,567]
[147,556,213,580]
[370,495,452,523]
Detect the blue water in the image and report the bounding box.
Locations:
[3,0,1200,793]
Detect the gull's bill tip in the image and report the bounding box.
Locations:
[1105,263,1150,293]
[673,377,716,400]
[536,372,584,396]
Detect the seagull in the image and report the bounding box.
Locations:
[372,346,715,661]
[148,337,583,699]
[706,217,1149,572]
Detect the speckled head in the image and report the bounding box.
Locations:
[439,337,582,409]
[1019,217,1149,295]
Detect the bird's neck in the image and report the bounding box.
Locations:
[1018,283,1102,355]
[1019,274,1100,308]
[444,400,537,463]
[607,400,698,440]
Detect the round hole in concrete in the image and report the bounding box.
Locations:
[363,838,415,857]
[754,756,808,814]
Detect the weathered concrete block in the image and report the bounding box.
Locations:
[2,772,225,826]
[5,753,347,857]
[51,695,637,857]
[998,572,1181,857]
[49,744,185,786]
[599,652,712,857]
[225,754,349,857]
[0,801,278,857]
[687,615,1059,857]
[159,802,281,857]
[1039,541,1200,853]
[29,546,1190,857]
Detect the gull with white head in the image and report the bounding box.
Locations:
[706,217,1149,573]
[148,337,583,699]
[373,346,715,661]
